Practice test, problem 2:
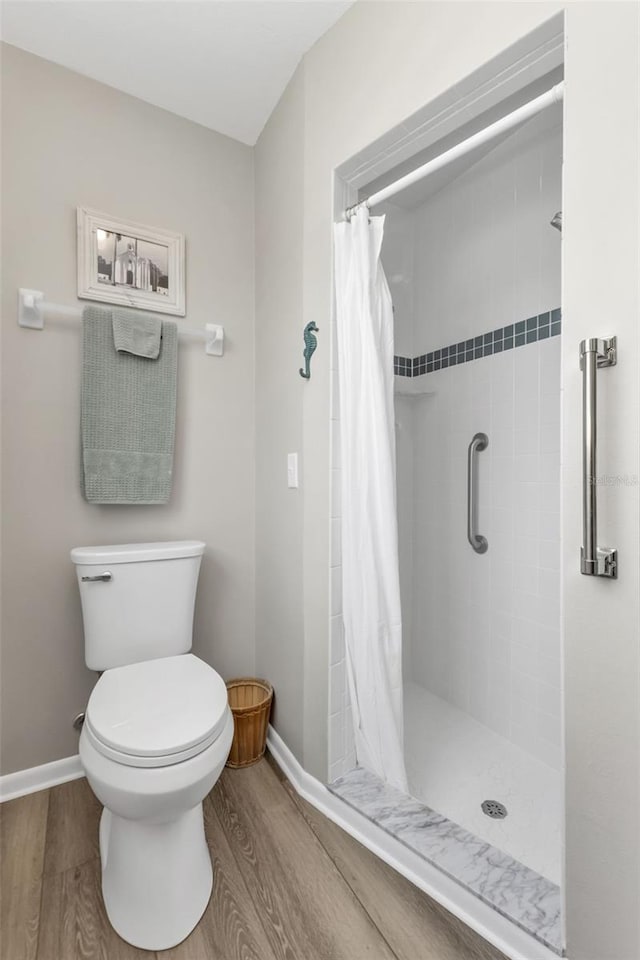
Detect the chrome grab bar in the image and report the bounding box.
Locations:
[80,572,112,582]
[467,433,488,554]
[580,336,617,578]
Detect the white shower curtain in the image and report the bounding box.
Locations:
[333,207,407,792]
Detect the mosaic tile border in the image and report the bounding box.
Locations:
[329,766,563,955]
[394,308,561,377]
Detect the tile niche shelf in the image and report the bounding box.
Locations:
[394,379,436,398]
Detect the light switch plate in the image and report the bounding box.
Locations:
[287,453,299,488]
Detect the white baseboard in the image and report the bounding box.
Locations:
[266,725,562,960]
[0,754,83,802]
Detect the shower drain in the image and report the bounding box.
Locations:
[481,799,508,820]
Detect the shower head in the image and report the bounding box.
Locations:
[550,211,562,232]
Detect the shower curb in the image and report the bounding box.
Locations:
[329,766,562,955]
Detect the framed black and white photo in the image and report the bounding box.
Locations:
[77,207,185,316]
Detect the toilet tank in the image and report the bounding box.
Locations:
[71,541,205,671]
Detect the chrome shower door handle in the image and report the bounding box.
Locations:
[580,336,617,578]
[467,433,488,554]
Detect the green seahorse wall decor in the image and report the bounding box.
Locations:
[299,321,319,380]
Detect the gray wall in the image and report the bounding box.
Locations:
[254,69,306,761]
[1,44,256,774]
[562,5,640,958]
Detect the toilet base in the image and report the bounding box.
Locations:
[99,803,213,951]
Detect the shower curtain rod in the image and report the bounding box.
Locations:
[17,289,224,356]
[344,81,565,219]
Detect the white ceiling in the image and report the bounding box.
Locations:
[1,0,354,145]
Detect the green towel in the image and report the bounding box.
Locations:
[112,308,162,359]
[81,305,177,504]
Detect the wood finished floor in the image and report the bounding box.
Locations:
[1,754,507,960]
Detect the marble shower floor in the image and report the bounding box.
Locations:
[329,766,562,955]
[404,682,562,884]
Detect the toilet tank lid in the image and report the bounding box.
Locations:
[71,540,206,565]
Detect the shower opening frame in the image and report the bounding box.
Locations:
[328,11,566,960]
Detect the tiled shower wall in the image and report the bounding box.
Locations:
[408,338,561,769]
[384,209,419,681]
[398,110,563,770]
[328,109,563,778]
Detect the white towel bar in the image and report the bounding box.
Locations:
[17,288,224,357]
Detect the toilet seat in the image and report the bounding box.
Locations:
[85,654,229,768]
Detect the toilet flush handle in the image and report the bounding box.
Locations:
[81,571,112,582]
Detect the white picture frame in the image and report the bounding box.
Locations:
[77,207,185,316]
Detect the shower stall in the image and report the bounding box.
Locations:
[329,75,564,956]
[391,101,563,882]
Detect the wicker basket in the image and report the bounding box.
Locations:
[225,678,273,768]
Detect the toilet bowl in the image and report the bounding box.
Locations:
[79,653,234,951]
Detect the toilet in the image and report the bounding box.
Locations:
[71,540,233,951]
